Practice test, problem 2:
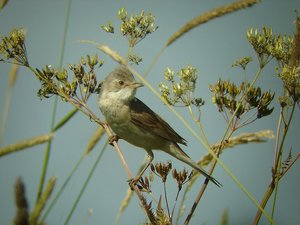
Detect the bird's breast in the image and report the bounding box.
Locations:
[100,99,130,124]
[99,96,169,150]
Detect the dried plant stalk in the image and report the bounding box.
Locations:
[181,131,274,206]
[0,133,54,157]
[0,63,19,145]
[13,178,29,225]
[166,0,260,46]
[0,0,9,10]
[30,176,56,225]
[290,15,300,67]
[98,45,128,66]
[220,209,229,225]
[118,188,134,214]
[9,62,19,87]
[199,130,274,167]
[84,126,105,155]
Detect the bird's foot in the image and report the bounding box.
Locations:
[109,134,119,146]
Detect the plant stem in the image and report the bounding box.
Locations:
[97,45,275,223]
[163,182,171,219]
[133,61,272,224]
[184,129,233,225]
[184,67,265,225]
[270,102,296,221]
[0,80,12,146]
[36,97,57,202]
[253,102,296,225]
[188,106,209,147]
[36,0,72,202]
[63,141,107,225]
[53,108,78,131]
[41,154,85,222]
[183,179,208,225]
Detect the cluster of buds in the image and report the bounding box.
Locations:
[137,176,152,193]
[232,57,253,70]
[172,168,193,191]
[36,66,69,98]
[0,29,104,102]
[278,16,300,105]
[101,8,158,65]
[100,21,114,34]
[209,79,274,122]
[69,54,103,97]
[247,27,293,68]
[159,65,204,108]
[0,28,29,66]
[247,17,300,106]
[150,162,192,189]
[118,7,158,48]
[128,52,142,65]
[278,64,300,104]
[138,163,191,225]
[151,162,172,183]
[36,54,103,101]
[142,196,170,225]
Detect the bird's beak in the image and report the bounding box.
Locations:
[131,82,144,89]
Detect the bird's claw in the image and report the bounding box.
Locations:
[109,135,119,146]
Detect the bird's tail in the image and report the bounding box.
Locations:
[169,143,222,187]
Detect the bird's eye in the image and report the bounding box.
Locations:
[118,80,124,85]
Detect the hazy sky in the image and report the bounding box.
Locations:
[1,1,299,225]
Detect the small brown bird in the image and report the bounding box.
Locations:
[99,66,221,187]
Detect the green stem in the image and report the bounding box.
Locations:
[36,97,57,201]
[187,106,209,147]
[163,182,171,219]
[175,186,187,225]
[96,45,274,223]
[36,0,72,202]
[184,67,266,225]
[271,102,296,223]
[253,102,296,225]
[222,67,262,141]
[63,141,108,225]
[0,84,12,146]
[143,47,166,79]
[53,108,78,131]
[41,154,85,222]
[270,176,280,224]
[127,64,275,224]
[184,129,234,225]
[58,0,72,69]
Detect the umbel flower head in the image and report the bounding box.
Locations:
[247,27,293,68]
[247,16,300,105]
[118,7,158,47]
[36,54,103,100]
[278,65,300,103]
[209,79,274,122]
[159,65,204,108]
[0,28,29,66]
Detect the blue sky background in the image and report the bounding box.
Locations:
[0,0,299,225]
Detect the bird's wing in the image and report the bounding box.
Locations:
[129,98,187,146]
